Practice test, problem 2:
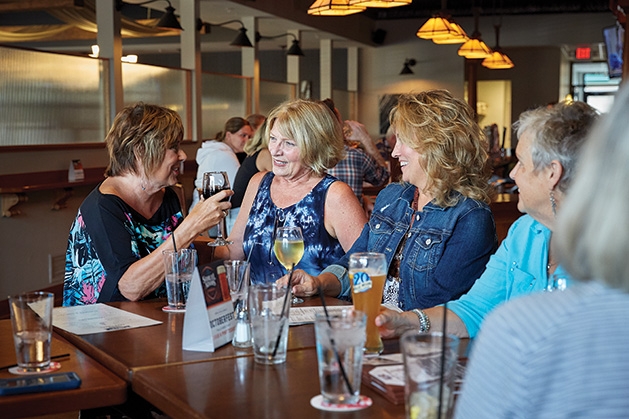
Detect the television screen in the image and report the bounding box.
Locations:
[603,23,624,78]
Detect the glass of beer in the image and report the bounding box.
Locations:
[349,252,387,355]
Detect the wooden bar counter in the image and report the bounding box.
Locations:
[54,297,349,382]
[0,320,127,418]
[132,348,405,419]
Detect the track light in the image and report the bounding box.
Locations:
[400,58,416,75]
[117,0,183,31]
[255,32,305,56]
[196,19,253,47]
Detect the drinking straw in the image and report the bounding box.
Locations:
[271,264,294,357]
[0,353,70,371]
[318,286,353,395]
[437,302,448,419]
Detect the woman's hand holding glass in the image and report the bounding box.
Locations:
[203,171,233,246]
[274,226,304,304]
[188,187,233,234]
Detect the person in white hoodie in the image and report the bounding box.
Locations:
[191,117,253,234]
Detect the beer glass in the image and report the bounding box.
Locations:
[349,252,387,355]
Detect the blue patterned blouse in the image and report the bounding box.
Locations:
[243,172,345,284]
[63,185,183,306]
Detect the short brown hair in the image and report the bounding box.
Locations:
[105,102,183,177]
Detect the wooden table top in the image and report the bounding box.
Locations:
[0,320,127,418]
[132,348,406,419]
[54,297,350,382]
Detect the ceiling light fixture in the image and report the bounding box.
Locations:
[255,32,305,56]
[482,1,514,69]
[349,0,412,8]
[482,25,514,69]
[400,58,416,75]
[117,0,183,31]
[458,7,492,59]
[197,19,254,47]
[416,0,467,44]
[308,0,366,16]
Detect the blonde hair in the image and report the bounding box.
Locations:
[105,102,183,177]
[390,90,492,207]
[556,86,629,292]
[265,99,345,176]
[244,119,268,156]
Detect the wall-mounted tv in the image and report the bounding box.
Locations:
[603,23,624,78]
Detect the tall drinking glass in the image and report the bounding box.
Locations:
[203,171,232,247]
[273,226,305,305]
[349,252,387,356]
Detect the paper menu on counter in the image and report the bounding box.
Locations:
[288,306,349,325]
[53,303,162,335]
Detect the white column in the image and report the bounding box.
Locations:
[320,38,333,100]
[347,46,358,119]
[241,16,258,114]
[179,1,202,142]
[96,0,123,124]
[287,29,301,94]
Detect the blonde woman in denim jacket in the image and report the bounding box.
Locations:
[288,90,497,311]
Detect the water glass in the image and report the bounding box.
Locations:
[162,248,196,310]
[546,274,567,292]
[314,308,367,405]
[401,331,460,419]
[224,260,252,348]
[8,292,54,372]
[249,283,291,365]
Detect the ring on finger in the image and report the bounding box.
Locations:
[222,210,228,218]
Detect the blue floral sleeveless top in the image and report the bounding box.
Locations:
[243,172,345,284]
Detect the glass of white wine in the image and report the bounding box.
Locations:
[274,226,305,305]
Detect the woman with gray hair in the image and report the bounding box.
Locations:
[454,86,629,418]
[376,99,599,339]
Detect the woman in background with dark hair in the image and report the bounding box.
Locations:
[191,116,253,232]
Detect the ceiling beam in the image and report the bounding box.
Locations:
[0,0,81,13]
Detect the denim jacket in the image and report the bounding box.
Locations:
[322,182,497,310]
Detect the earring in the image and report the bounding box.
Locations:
[549,190,557,216]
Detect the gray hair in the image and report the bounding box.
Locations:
[556,86,629,292]
[513,101,598,193]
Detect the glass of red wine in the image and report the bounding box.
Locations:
[203,171,233,247]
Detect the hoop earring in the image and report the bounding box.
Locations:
[549,190,557,216]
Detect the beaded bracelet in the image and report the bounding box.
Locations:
[411,309,431,333]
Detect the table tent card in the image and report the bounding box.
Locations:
[183,260,236,352]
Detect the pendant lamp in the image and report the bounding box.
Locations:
[458,7,492,59]
[350,0,412,8]
[308,0,366,16]
[482,2,514,69]
[416,0,467,44]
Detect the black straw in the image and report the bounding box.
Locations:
[0,353,70,371]
[318,286,353,395]
[272,264,294,357]
[437,302,448,419]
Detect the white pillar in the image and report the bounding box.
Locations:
[241,16,258,114]
[287,29,301,92]
[179,1,202,142]
[320,38,333,100]
[96,0,123,124]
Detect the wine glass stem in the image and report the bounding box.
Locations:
[218,219,227,239]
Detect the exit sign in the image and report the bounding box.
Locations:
[575,46,591,60]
